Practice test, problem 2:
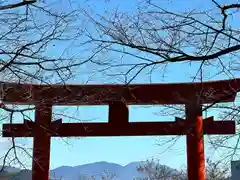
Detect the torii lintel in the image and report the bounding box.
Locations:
[0,78,240,105]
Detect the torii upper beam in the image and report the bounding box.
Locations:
[0,78,240,105]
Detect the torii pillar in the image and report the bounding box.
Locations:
[32,104,52,180]
[186,103,205,180]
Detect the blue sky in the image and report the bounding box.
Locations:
[0,0,240,171]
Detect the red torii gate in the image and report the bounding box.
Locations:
[1,79,240,180]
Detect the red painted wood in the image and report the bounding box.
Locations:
[185,104,205,180]
[32,105,52,180]
[1,79,239,180]
[1,79,239,105]
[2,120,235,137]
[109,102,129,124]
[0,102,4,108]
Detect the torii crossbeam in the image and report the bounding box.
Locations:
[1,78,240,180]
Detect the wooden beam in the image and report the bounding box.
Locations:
[1,79,239,105]
[2,120,235,137]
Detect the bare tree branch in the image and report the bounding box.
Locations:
[0,0,36,10]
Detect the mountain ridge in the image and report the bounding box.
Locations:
[0,161,178,180]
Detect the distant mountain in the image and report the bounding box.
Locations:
[0,161,179,180]
[50,161,177,180]
[50,161,142,180]
[0,169,31,180]
[9,170,32,180]
[0,166,21,173]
